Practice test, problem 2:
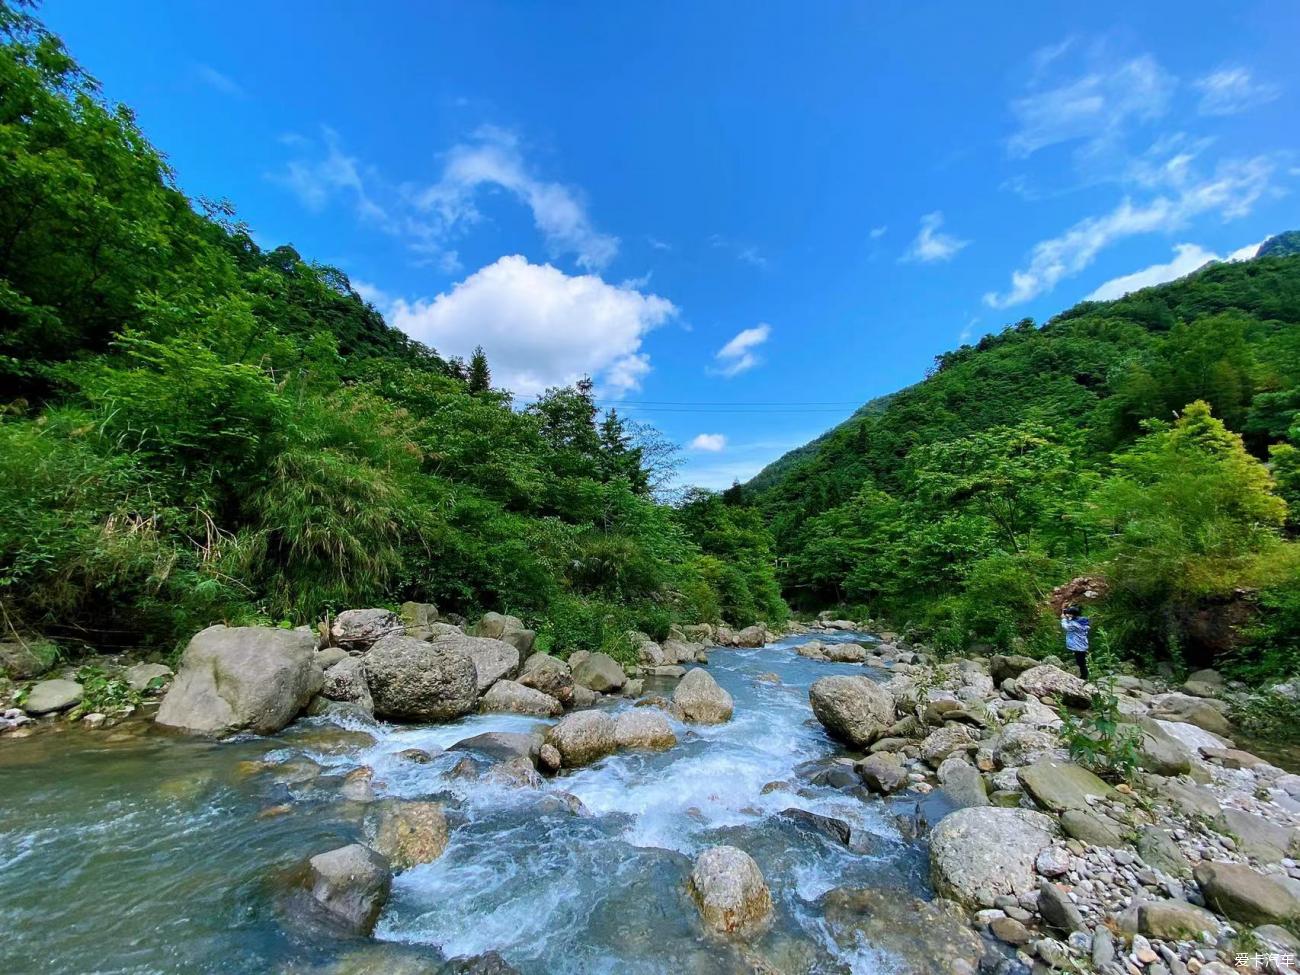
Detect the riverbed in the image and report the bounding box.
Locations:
[0,632,949,974]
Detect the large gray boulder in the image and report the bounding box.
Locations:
[518,653,574,705]
[330,609,401,652]
[367,800,449,870]
[472,612,536,656]
[731,625,767,648]
[688,846,773,936]
[1220,808,1293,863]
[672,668,734,724]
[572,652,626,693]
[321,656,374,713]
[433,633,519,693]
[809,676,894,749]
[543,711,617,767]
[479,679,562,717]
[1150,693,1233,736]
[363,634,478,722]
[306,843,391,935]
[1128,718,1195,775]
[449,731,541,764]
[993,723,1057,768]
[929,806,1058,907]
[1017,760,1117,814]
[23,678,84,715]
[1015,665,1092,707]
[125,662,173,693]
[0,640,55,680]
[920,724,977,767]
[820,887,984,975]
[614,709,676,750]
[156,625,321,736]
[1195,861,1300,926]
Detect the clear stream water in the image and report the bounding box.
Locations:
[0,633,950,974]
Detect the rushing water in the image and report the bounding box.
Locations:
[0,632,948,974]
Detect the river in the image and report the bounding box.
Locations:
[0,632,954,974]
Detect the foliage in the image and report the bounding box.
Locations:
[67,664,142,719]
[1058,678,1143,782]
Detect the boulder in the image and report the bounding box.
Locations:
[449,731,541,765]
[479,680,562,717]
[994,723,1057,768]
[367,800,449,870]
[1136,826,1192,879]
[306,843,391,936]
[732,625,767,648]
[444,633,519,693]
[778,808,853,846]
[572,652,626,693]
[1194,861,1300,926]
[613,710,676,750]
[825,642,868,663]
[1129,718,1195,776]
[990,654,1040,686]
[472,612,536,657]
[486,756,543,790]
[857,753,908,794]
[683,624,715,644]
[1017,760,1116,814]
[808,675,894,749]
[322,657,374,713]
[1150,693,1233,736]
[1038,879,1085,933]
[570,685,598,709]
[672,668,734,723]
[929,806,1058,907]
[398,600,438,636]
[125,662,173,693]
[688,846,773,936]
[518,653,574,706]
[1015,665,1092,707]
[543,711,617,767]
[0,640,55,680]
[1138,899,1222,940]
[1060,809,1126,847]
[315,646,349,670]
[363,634,477,722]
[920,724,977,767]
[1221,808,1293,863]
[936,756,989,809]
[330,609,400,652]
[819,887,985,975]
[156,626,321,736]
[23,678,84,715]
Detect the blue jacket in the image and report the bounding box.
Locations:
[1061,616,1090,653]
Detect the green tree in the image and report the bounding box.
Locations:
[467,345,491,394]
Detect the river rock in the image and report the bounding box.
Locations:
[672,668,734,723]
[990,654,1040,685]
[449,731,541,764]
[1060,809,1126,847]
[156,625,321,736]
[825,642,868,663]
[479,679,562,717]
[440,633,519,693]
[570,685,598,709]
[1015,665,1092,707]
[1017,759,1116,813]
[1220,808,1293,863]
[331,609,400,652]
[518,653,574,705]
[613,709,676,750]
[1128,717,1195,775]
[363,634,477,722]
[920,724,976,767]
[306,843,391,935]
[1138,899,1222,940]
[398,600,438,636]
[994,723,1057,768]
[1136,826,1192,879]
[366,800,448,870]
[472,612,536,656]
[544,711,617,767]
[778,808,852,846]
[857,753,908,794]
[688,846,773,936]
[820,886,985,975]
[809,675,893,749]
[0,640,56,680]
[937,756,989,808]
[487,756,543,789]
[322,657,374,712]
[1150,693,1232,736]
[124,663,173,692]
[929,806,1058,907]
[1194,861,1300,926]
[1038,879,1084,933]
[23,678,84,715]
[683,623,715,644]
[572,652,626,693]
[732,625,767,648]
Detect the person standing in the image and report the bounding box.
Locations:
[1060,605,1091,679]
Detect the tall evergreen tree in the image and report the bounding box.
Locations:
[467,345,491,393]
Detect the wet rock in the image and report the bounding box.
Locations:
[825,642,868,663]
[23,678,84,715]
[479,679,561,717]
[543,711,617,767]
[1194,860,1300,926]
[570,685,599,709]
[536,791,589,816]
[487,756,543,789]
[688,845,773,936]
[367,800,448,869]
[443,950,521,975]
[1137,899,1222,940]
[1015,665,1092,707]
[731,625,767,648]
[322,657,374,713]
[447,634,520,693]
[449,731,541,765]
[613,709,676,750]
[517,653,574,706]
[572,652,626,693]
[820,886,984,975]
[856,753,908,794]
[340,767,375,803]
[808,675,893,749]
[306,843,392,935]
[920,724,977,767]
[156,625,320,736]
[538,743,561,772]
[672,668,734,723]
[936,756,989,809]
[363,634,477,722]
[124,663,173,693]
[1017,759,1116,813]
[929,806,1058,908]
[778,808,852,846]
[330,609,400,652]
[396,748,434,764]
[1038,879,1084,933]
[755,672,781,684]
[634,695,686,721]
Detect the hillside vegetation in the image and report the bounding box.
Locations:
[749,248,1300,679]
[0,4,786,661]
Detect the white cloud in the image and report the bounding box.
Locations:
[1195,67,1280,117]
[690,433,727,452]
[385,255,675,398]
[415,126,618,271]
[352,279,394,311]
[1086,239,1262,302]
[869,225,888,239]
[902,211,969,263]
[276,128,390,226]
[647,236,672,251]
[195,64,243,97]
[712,324,772,377]
[984,156,1274,307]
[709,235,770,269]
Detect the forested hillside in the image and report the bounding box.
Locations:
[749,248,1300,678]
[0,4,786,660]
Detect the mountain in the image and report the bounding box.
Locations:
[1260,230,1300,258]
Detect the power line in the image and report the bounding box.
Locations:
[596,399,862,406]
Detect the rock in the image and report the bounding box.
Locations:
[778,808,852,846]
[315,646,349,670]
[613,710,676,750]
[1221,808,1292,863]
[1017,760,1116,814]
[1152,718,1230,755]
[920,724,977,767]
[1202,746,1263,769]
[538,743,561,772]
[929,806,1058,907]
[1187,667,1224,687]
[688,846,773,936]
[124,663,173,693]
[1091,927,1115,968]
[1136,826,1192,879]
[857,753,909,794]
[23,678,84,715]
[486,756,543,790]
[340,767,375,802]
[1035,847,1069,878]
[1159,776,1223,819]
[1129,718,1195,776]
[994,723,1057,768]
[156,625,321,736]
[1060,809,1126,847]
[517,653,574,706]
[825,642,868,663]
[479,680,561,717]
[398,600,438,636]
[445,634,520,693]
[1138,899,1222,940]
[570,685,598,709]
[543,711,617,767]
[396,748,434,764]
[1194,861,1300,926]
[990,654,1040,685]
[990,916,1031,945]
[322,657,374,712]
[572,652,626,693]
[937,756,989,809]
[1015,665,1092,707]
[0,640,56,680]
[820,886,985,975]
[682,624,715,644]
[808,675,893,749]
[1038,880,1085,933]
[330,609,400,652]
[672,668,734,723]
[1150,693,1233,736]
[732,625,767,648]
[363,634,478,722]
[306,843,391,935]
[449,732,541,765]
[471,612,536,656]
[367,800,448,870]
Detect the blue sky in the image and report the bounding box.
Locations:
[42,1,1300,487]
